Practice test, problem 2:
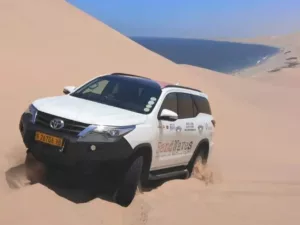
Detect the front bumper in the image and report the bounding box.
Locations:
[19,112,134,170]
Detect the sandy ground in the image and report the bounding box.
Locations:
[1,0,300,224]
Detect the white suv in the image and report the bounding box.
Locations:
[19,72,215,207]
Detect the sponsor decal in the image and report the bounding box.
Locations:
[176,126,182,132]
[204,122,213,131]
[157,140,194,157]
[198,125,204,133]
[158,124,165,129]
[185,122,196,131]
[169,123,175,131]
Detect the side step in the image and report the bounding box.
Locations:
[148,169,189,181]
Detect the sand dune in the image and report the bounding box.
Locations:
[1,0,300,224]
[236,32,300,49]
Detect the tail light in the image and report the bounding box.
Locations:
[211,119,216,127]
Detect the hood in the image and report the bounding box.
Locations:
[32,95,148,126]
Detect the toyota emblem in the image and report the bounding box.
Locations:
[49,118,64,130]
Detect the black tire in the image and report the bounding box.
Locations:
[186,145,208,179]
[113,156,143,207]
[24,150,46,184]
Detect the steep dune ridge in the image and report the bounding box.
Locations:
[1,0,300,224]
[182,65,300,181]
[0,0,186,168]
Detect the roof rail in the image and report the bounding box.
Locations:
[110,72,151,79]
[163,84,202,93]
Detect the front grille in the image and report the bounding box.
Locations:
[35,110,90,136]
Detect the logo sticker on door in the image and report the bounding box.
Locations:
[157,140,194,157]
[185,122,196,131]
[169,123,175,131]
[198,125,204,134]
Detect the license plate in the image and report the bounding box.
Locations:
[35,131,64,147]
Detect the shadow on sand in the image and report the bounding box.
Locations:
[4,153,178,205]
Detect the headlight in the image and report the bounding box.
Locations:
[25,104,37,114]
[92,125,136,137]
[25,104,37,123]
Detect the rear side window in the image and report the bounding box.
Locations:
[160,92,178,113]
[177,93,194,119]
[192,95,212,115]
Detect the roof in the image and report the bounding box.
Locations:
[109,72,201,93]
[108,72,163,90]
[163,84,202,93]
[153,80,173,88]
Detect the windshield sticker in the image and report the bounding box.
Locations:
[144,108,150,112]
[148,100,155,105]
[146,104,152,108]
[185,122,196,131]
[150,97,157,101]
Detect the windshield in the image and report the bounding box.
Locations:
[70,75,162,114]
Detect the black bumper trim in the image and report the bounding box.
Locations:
[19,113,134,169]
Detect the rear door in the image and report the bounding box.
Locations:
[192,94,215,144]
[175,92,200,164]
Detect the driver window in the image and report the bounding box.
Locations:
[160,92,178,114]
[83,80,109,94]
[177,93,194,119]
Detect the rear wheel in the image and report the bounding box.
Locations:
[186,144,208,178]
[113,156,143,207]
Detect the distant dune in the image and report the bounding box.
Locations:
[1,0,300,225]
[235,32,300,49]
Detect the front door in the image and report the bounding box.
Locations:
[171,92,199,165]
[153,92,199,169]
[153,92,182,169]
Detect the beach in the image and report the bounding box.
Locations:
[0,0,300,224]
[232,33,300,81]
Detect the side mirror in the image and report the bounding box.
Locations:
[159,109,178,121]
[63,86,76,95]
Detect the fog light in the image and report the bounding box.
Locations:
[90,145,96,151]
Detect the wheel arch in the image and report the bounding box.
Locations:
[131,143,153,184]
[192,138,210,164]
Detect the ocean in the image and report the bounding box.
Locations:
[130,37,280,74]
[67,0,281,75]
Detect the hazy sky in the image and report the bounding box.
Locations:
[69,0,300,39]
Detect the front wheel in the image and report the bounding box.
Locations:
[113,156,143,207]
[25,150,46,184]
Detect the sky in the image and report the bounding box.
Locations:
[69,0,300,39]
